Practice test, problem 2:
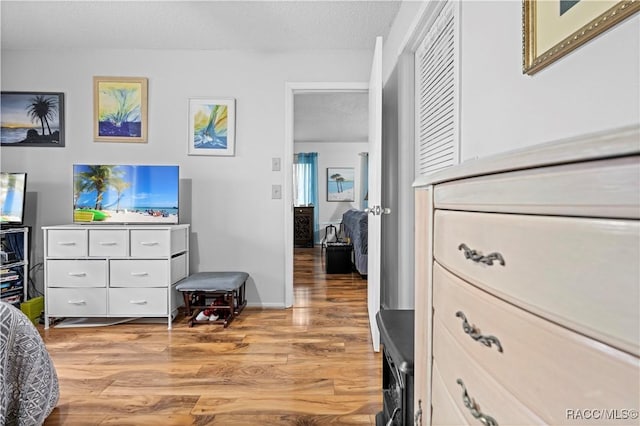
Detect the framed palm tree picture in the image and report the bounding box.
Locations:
[1,91,65,147]
[187,98,236,156]
[93,76,148,143]
[327,167,355,202]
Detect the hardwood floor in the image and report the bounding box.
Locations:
[40,247,381,425]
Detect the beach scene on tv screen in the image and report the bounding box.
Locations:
[73,165,178,224]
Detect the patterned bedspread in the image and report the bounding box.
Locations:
[0,301,59,425]
[342,209,368,276]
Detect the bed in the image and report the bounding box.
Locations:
[1,301,59,425]
[341,209,368,277]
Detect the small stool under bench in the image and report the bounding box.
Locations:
[176,271,248,328]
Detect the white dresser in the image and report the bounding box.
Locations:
[414,126,640,425]
[43,224,189,329]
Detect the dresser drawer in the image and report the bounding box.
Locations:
[431,363,468,426]
[170,254,188,284]
[89,229,128,257]
[130,230,170,257]
[434,210,640,354]
[433,263,640,424]
[170,227,188,255]
[434,156,640,219]
[110,260,169,287]
[46,229,87,257]
[47,288,107,316]
[108,287,168,315]
[433,320,544,425]
[46,260,107,287]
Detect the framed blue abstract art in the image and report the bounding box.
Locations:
[93,76,148,143]
[188,98,236,156]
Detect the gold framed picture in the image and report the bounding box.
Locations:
[523,0,640,75]
[93,76,148,143]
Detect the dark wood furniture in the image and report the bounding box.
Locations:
[325,242,353,274]
[294,206,314,247]
[376,309,415,426]
[176,272,248,328]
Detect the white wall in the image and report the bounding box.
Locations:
[460,1,640,160]
[294,141,367,241]
[385,1,639,163]
[0,48,371,307]
[379,0,639,312]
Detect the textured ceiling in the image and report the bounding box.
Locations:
[294,92,368,143]
[1,0,395,143]
[1,0,401,51]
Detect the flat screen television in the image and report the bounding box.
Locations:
[73,164,179,224]
[0,172,27,226]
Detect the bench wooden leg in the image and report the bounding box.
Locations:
[179,279,248,328]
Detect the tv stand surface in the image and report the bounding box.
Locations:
[42,223,190,329]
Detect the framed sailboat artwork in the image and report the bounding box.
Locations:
[188,98,236,156]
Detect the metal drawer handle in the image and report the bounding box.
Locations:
[457,379,498,426]
[68,272,87,277]
[99,241,117,246]
[67,300,86,305]
[456,311,503,353]
[58,241,77,246]
[458,244,505,266]
[129,300,148,305]
[414,399,423,425]
[140,242,159,246]
[130,272,149,277]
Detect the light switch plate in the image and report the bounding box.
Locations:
[272,157,281,171]
[271,184,282,199]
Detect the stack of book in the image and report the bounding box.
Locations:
[1,267,23,305]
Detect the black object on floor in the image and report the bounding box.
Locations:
[375,309,415,426]
[325,242,353,274]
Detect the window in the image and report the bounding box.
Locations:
[293,152,319,241]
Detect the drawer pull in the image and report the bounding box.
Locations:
[458,243,505,266]
[129,300,148,305]
[414,399,423,425]
[140,242,159,246]
[68,272,87,277]
[58,241,77,246]
[67,300,86,305]
[456,311,503,353]
[99,242,118,246]
[457,379,498,426]
[130,272,149,277]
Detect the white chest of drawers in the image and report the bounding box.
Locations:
[43,224,189,329]
[413,126,640,425]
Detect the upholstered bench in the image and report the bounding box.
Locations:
[176,272,249,328]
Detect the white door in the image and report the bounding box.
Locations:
[367,36,383,352]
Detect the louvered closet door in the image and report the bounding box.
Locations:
[415,0,459,178]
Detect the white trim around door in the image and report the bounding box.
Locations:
[283,82,368,308]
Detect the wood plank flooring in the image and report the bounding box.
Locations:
[40,247,381,425]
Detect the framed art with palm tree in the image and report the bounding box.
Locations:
[187,98,236,156]
[93,76,148,143]
[327,167,355,202]
[1,91,65,147]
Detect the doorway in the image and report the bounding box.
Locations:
[284,82,368,308]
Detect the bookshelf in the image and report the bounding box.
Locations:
[1,226,29,307]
